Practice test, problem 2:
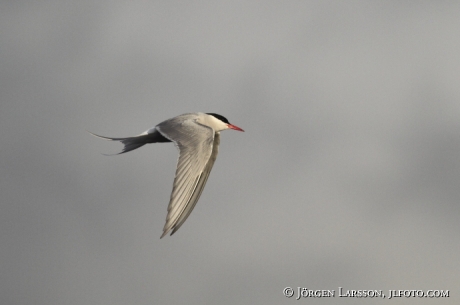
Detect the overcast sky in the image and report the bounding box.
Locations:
[1,1,460,304]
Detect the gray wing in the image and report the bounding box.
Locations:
[157,116,218,238]
[169,133,220,236]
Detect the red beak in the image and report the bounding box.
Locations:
[227,124,244,132]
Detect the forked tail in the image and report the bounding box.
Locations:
[88,132,148,155]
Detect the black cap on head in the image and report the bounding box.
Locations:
[206,113,229,124]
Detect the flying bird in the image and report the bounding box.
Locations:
[89,113,244,238]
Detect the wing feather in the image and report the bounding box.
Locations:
[170,133,220,235]
[156,115,217,238]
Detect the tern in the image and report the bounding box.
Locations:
[89,113,244,238]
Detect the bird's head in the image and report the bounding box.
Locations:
[200,113,244,132]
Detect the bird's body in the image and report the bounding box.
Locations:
[89,112,244,238]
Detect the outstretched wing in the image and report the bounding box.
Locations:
[170,133,220,236]
[156,116,218,238]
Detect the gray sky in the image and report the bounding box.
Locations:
[1,1,460,304]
